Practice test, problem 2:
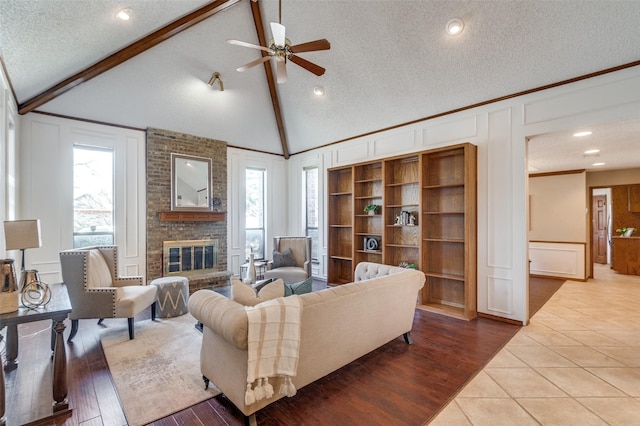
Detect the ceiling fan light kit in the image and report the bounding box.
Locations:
[227,1,330,84]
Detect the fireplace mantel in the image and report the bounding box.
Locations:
[159,211,226,222]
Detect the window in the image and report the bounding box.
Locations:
[304,166,319,261]
[246,168,266,259]
[73,146,114,248]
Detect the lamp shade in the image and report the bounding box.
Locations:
[4,219,42,250]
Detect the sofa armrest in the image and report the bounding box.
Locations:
[189,290,249,350]
[112,276,144,287]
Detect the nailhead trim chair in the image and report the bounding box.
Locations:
[59,245,157,341]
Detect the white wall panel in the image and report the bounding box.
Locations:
[334,140,370,165]
[124,136,139,259]
[227,149,244,276]
[27,120,65,279]
[487,109,513,268]
[373,129,416,157]
[487,275,514,315]
[524,74,640,125]
[123,134,144,276]
[529,242,586,280]
[423,116,478,147]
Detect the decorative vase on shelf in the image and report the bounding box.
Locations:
[244,252,257,285]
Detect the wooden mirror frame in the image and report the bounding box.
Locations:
[170,153,212,211]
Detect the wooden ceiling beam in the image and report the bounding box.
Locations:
[250,0,290,159]
[18,0,241,115]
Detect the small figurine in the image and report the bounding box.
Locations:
[408,214,416,226]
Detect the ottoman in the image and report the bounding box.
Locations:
[150,276,189,318]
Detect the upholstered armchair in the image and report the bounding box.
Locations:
[59,245,157,341]
[264,236,312,283]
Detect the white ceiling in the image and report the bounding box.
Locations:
[2,0,640,169]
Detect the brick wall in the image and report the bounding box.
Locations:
[146,128,228,289]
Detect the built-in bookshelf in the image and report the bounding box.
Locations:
[328,167,353,285]
[327,143,477,320]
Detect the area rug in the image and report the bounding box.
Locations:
[100,313,220,425]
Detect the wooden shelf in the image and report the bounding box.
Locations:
[386,244,419,249]
[159,211,226,222]
[416,303,467,320]
[328,143,477,320]
[330,255,352,261]
[386,181,419,187]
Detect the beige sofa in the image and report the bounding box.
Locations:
[189,262,425,423]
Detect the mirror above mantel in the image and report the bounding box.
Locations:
[171,153,212,211]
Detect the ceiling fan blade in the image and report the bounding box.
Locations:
[289,39,331,54]
[236,55,271,72]
[270,22,286,47]
[227,39,271,54]
[289,55,325,77]
[276,60,288,84]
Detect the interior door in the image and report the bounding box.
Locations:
[592,194,608,264]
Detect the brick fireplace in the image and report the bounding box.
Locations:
[146,128,230,292]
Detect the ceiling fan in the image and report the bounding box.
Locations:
[227,0,330,84]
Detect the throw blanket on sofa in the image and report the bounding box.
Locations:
[244,295,302,405]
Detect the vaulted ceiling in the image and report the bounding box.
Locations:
[2,0,640,168]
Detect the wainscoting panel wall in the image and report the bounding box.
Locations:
[19,113,146,282]
[295,65,640,324]
[529,241,586,280]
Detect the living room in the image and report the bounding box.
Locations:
[2,1,640,425]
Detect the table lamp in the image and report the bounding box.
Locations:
[4,220,42,288]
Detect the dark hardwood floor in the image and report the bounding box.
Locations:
[2,277,561,426]
[529,276,565,316]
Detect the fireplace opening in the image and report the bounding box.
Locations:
[163,239,218,276]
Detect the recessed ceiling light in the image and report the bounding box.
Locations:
[313,86,325,96]
[584,149,600,155]
[115,8,132,21]
[573,131,592,137]
[592,162,605,166]
[446,18,464,36]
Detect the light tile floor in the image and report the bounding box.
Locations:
[430,264,640,425]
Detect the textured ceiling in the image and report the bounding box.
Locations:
[2,0,640,167]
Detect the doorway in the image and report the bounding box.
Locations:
[591,188,612,277]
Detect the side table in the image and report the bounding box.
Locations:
[239,260,268,281]
[0,283,72,425]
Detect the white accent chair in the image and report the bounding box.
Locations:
[59,245,157,341]
[264,236,312,283]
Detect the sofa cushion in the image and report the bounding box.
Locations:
[284,276,313,296]
[87,249,113,288]
[232,276,284,306]
[272,247,296,268]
